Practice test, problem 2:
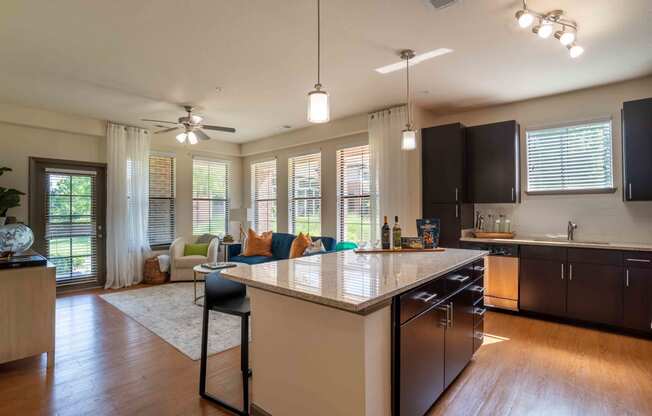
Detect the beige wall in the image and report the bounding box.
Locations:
[0,103,243,243]
[242,131,368,238]
[422,76,652,244]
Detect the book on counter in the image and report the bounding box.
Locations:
[416,218,441,249]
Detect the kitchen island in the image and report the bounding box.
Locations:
[221,248,487,416]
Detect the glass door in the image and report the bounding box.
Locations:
[29,159,106,289]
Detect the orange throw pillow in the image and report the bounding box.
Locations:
[289,232,312,259]
[243,229,273,257]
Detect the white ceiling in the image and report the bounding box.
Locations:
[1,0,651,143]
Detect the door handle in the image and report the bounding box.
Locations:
[626,269,629,288]
[561,263,564,280]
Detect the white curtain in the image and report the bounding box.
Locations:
[105,122,151,289]
[368,106,413,242]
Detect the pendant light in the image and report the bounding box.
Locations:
[401,49,416,151]
[307,0,330,123]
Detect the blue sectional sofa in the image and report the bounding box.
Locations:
[227,232,337,265]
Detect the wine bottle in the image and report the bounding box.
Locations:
[381,216,390,249]
[392,216,402,250]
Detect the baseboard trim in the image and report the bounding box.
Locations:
[251,403,272,416]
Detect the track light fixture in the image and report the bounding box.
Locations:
[514,1,584,58]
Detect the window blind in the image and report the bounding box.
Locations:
[251,159,277,232]
[526,120,614,193]
[148,154,176,246]
[44,170,98,284]
[192,158,230,235]
[288,152,321,235]
[336,145,371,243]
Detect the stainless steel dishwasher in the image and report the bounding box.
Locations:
[461,243,519,311]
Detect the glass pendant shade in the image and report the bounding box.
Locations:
[187,131,198,145]
[569,44,584,58]
[536,21,553,38]
[401,129,417,151]
[516,10,534,28]
[176,132,187,143]
[307,89,330,123]
[558,31,576,46]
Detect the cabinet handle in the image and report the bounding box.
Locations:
[437,304,450,327]
[455,204,459,218]
[561,263,564,280]
[511,187,515,202]
[449,302,454,328]
[626,269,629,288]
[626,258,651,263]
[628,183,632,200]
[455,187,459,202]
[418,292,438,303]
[569,264,573,281]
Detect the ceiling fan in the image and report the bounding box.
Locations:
[142,105,236,144]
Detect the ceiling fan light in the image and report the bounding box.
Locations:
[555,31,575,46]
[569,44,584,58]
[516,10,534,28]
[308,88,330,123]
[536,21,553,38]
[187,131,198,145]
[401,128,417,151]
[176,132,187,143]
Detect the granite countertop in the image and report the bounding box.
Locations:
[460,236,652,252]
[220,248,487,314]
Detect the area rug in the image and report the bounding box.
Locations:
[100,283,246,360]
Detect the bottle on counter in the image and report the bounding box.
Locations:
[498,215,505,232]
[392,216,402,250]
[381,216,391,250]
[505,218,512,233]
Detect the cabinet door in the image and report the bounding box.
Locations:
[624,267,652,332]
[444,290,474,388]
[422,123,465,204]
[623,98,652,201]
[423,203,460,248]
[566,263,623,326]
[466,120,520,203]
[520,258,567,316]
[400,307,446,416]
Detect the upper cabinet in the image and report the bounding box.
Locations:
[422,123,467,204]
[466,120,520,203]
[622,98,652,201]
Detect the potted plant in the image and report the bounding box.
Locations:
[0,167,25,226]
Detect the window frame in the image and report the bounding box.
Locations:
[525,117,616,196]
[251,158,278,233]
[148,152,176,250]
[288,151,322,236]
[336,144,371,243]
[192,156,231,236]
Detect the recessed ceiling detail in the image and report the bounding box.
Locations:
[375,48,453,74]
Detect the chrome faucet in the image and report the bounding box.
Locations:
[567,221,578,241]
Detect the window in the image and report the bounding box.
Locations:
[526,119,614,193]
[251,159,277,232]
[288,152,321,235]
[337,145,371,243]
[148,154,175,247]
[192,158,230,235]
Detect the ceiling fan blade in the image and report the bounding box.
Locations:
[194,129,211,141]
[142,118,178,124]
[154,126,180,134]
[202,124,236,133]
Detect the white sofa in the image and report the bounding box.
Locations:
[169,237,219,282]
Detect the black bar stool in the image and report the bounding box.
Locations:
[199,272,251,416]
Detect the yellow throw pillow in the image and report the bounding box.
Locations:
[243,229,273,257]
[289,232,312,259]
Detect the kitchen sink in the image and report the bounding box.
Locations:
[530,237,610,246]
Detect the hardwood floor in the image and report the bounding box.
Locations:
[0,287,650,416]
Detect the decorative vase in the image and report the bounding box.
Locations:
[0,217,5,226]
[0,224,35,256]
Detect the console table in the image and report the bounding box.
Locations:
[0,264,56,367]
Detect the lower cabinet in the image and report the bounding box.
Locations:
[444,289,475,388]
[520,258,567,317]
[623,252,652,332]
[566,263,623,326]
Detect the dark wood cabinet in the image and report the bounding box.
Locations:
[422,123,466,204]
[444,289,475,388]
[520,258,567,317]
[422,203,473,248]
[566,263,623,326]
[623,252,652,332]
[400,306,446,416]
[622,98,652,201]
[466,120,520,203]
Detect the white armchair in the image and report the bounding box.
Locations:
[169,237,219,282]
